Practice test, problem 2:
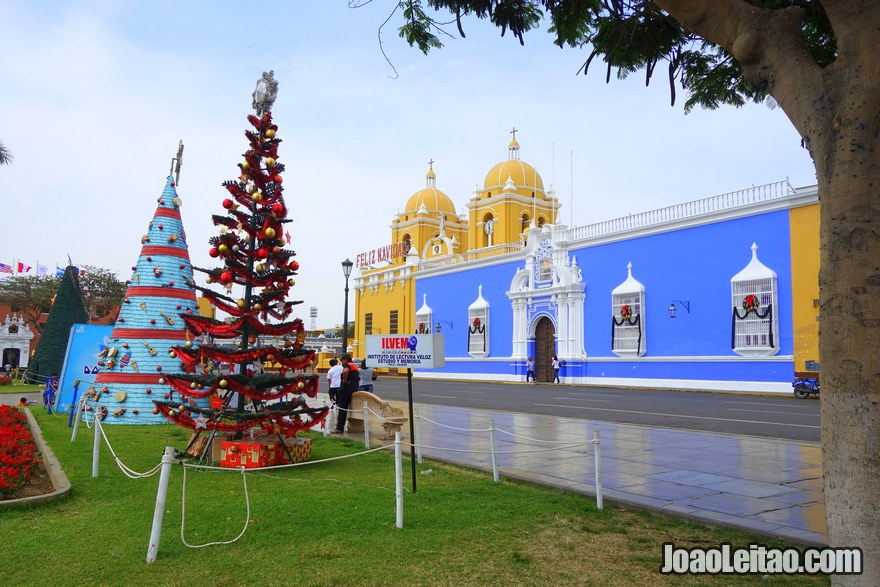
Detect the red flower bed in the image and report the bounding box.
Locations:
[0,405,38,498]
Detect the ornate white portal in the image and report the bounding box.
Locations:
[506,225,586,360]
[0,314,35,369]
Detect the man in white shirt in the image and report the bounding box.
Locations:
[326,358,343,404]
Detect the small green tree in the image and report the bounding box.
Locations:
[27,267,88,381]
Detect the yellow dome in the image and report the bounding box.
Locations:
[483,159,544,192]
[404,187,457,215]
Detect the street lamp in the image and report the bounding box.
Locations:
[341,258,353,355]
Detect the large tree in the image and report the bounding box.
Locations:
[390,1,877,582]
[0,141,11,165]
[78,265,127,321]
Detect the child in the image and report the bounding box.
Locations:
[18,397,32,407]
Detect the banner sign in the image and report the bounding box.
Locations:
[355,241,409,268]
[365,334,445,369]
[55,324,114,410]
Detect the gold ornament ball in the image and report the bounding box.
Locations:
[185,340,193,348]
[256,263,266,272]
[169,351,177,358]
[254,303,262,311]
[219,379,228,388]
[266,129,276,138]
[297,381,305,390]
[252,192,262,203]
[190,382,197,389]
[247,184,255,193]
[278,239,285,247]
[218,244,228,253]
[265,157,276,167]
[236,299,247,309]
[265,227,276,238]
[242,161,250,170]
[288,279,296,286]
[206,276,213,284]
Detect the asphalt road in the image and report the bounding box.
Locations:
[363,377,821,443]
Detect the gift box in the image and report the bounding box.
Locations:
[220,440,271,469]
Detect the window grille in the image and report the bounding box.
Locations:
[611,262,645,356]
[467,285,489,358]
[414,294,432,334]
[364,313,373,336]
[730,243,779,356]
[389,310,399,334]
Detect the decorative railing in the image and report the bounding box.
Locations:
[566,180,796,242]
[419,241,524,270]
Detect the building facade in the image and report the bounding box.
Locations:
[353,136,819,394]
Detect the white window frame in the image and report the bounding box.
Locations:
[612,292,645,356]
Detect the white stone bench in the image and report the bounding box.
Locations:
[346,391,407,440]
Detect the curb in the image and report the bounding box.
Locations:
[0,409,72,508]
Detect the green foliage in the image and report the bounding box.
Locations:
[394,1,837,111]
[0,274,59,332]
[78,265,126,320]
[0,140,12,165]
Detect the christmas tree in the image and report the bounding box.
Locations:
[28,266,88,380]
[153,72,328,463]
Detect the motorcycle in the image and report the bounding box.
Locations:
[792,377,820,399]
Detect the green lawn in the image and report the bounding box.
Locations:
[0,410,828,586]
[0,383,41,393]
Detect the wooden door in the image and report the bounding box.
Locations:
[534,317,556,382]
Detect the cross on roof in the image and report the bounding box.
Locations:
[428,158,434,169]
[510,126,518,140]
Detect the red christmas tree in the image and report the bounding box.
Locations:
[153,73,328,461]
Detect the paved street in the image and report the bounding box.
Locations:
[366,377,821,442]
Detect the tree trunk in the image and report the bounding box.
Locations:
[655,1,880,582]
[817,90,880,584]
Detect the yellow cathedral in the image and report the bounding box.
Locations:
[352,134,559,355]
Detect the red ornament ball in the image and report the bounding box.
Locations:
[150,319,156,324]
[290,261,300,271]
[146,256,152,262]
[274,175,283,184]
[272,203,283,214]
[146,389,152,394]
[176,304,182,310]
[157,366,162,372]
[222,198,234,209]
[220,271,232,283]
[152,407,159,415]
[257,248,268,259]
[209,247,219,258]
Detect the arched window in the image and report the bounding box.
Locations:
[611,263,645,357]
[521,214,530,232]
[730,243,779,356]
[482,214,495,247]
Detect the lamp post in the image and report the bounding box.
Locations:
[341,258,353,355]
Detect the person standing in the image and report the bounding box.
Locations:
[333,354,359,434]
[551,356,560,384]
[358,360,374,393]
[525,357,535,382]
[326,358,342,404]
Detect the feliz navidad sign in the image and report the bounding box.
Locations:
[365,334,445,369]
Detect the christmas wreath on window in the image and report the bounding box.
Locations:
[417,321,428,334]
[742,294,760,313]
[469,316,485,334]
[620,305,632,320]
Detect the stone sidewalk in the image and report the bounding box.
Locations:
[344,399,827,546]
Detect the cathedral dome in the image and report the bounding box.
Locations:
[483,137,545,193]
[404,166,457,215]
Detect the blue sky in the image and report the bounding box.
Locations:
[0,1,816,326]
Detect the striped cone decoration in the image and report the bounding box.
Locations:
[88,176,205,424]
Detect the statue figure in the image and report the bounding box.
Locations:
[252,70,279,115]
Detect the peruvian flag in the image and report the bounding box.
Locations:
[17,262,31,273]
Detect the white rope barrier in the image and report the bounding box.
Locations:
[495,428,594,444]
[180,465,251,548]
[181,443,393,472]
[96,420,164,479]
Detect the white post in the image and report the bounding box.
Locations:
[394,432,403,529]
[91,414,101,478]
[363,401,370,447]
[593,431,603,510]
[71,396,85,442]
[322,403,330,438]
[146,446,177,563]
[414,409,422,464]
[327,404,337,436]
[489,418,499,483]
